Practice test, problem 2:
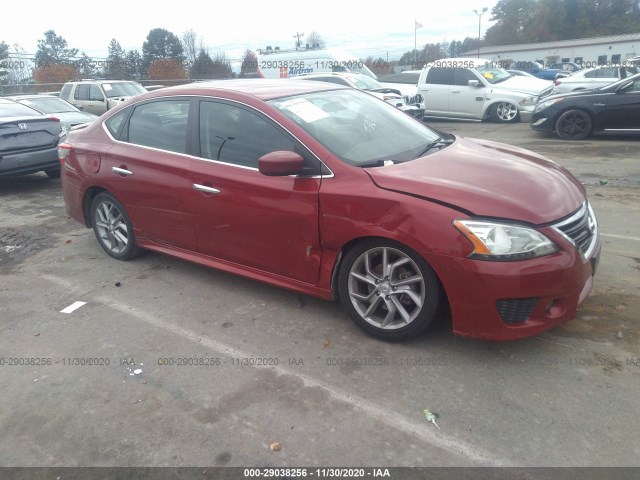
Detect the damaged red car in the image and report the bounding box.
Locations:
[60,80,600,341]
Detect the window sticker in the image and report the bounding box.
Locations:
[483,72,494,80]
[103,84,113,91]
[280,98,329,123]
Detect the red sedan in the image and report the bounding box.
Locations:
[59,80,600,341]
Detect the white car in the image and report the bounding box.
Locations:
[292,72,424,118]
[378,70,422,105]
[552,65,638,94]
[417,58,553,123]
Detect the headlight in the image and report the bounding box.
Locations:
[453,220,558,261]
[519,95,538,106]
[534,97,564,112]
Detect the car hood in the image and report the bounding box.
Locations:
[365,137,585,224]
[489,75,553,94]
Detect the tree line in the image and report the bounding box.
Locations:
[398,0,640,67]
[1,29,328,88]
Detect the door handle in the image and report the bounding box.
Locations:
[451,90,461,93]
[593,103,605,107]
[112,166,132,176]
[193,184,220,194]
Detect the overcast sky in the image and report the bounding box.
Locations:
[3,0,498,61]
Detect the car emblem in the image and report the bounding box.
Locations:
[18,123,28,130]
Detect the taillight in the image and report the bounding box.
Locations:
[58,143,72,164]
[554,79,561,86]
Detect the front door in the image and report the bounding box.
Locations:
[189,99,323,284]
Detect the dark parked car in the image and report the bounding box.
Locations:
[0,98,66,178]
[531,72,640,139]
[60,80,599,341]
[8,94,98,130]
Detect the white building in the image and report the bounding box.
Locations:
[459,33,640,67]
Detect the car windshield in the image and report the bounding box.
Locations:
[102,82,147,98]
[17,97,78,114]
[269,89,441,166]
[349,75,382,90]
[0,101,41,117]
[475,65,512,84]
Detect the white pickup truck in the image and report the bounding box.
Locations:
[383,59,553,123]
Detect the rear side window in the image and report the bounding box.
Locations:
[585,67,616,78]
[105,108,129,138]
[60,84,73,100]
[126,100,190,154]
[199,101,294,168]
[425,68,454,85]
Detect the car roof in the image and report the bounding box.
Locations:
[145,79,344,101]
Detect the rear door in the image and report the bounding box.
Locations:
[419,67,453,116]
[103,98,197,251]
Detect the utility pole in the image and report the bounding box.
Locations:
[473,7,488,59]
[293,32,304,50]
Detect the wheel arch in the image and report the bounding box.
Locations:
[329,235,450,308]
[82,186,108,227]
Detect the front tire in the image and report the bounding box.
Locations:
[90,192,141,260]
[489,102,520,123]
[337,239,439,341]
[555,109,592,140]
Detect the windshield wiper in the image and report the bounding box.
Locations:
[358,159,395,168]
[414,138,454,158]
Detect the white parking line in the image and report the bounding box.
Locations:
[601,233,640,242]
[38,273,513,466]
[99,296,513,467]
[59,301,87,314]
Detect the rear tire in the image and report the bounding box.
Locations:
[90,192,142,260]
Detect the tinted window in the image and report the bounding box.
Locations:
[199,101,294,168]
[105,108,129,138]
[585,68,615,78]
[127,100,190,154]
[89,84,104,101]
[60,84,72,100]
[453,68,479,86]
[425,68,454,85]
[74,84,90,100]
[378,72,420,84]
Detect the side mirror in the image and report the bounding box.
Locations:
[468,80,481,87]
[258,151,305,176]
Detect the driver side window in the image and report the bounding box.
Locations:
[199,101,295,168]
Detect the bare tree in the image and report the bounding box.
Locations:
[181,29,199,67]
[306,32,326,50]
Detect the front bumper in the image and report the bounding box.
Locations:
[432,229,601,341]
[399,104,425,118]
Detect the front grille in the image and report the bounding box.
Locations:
[552,202,597,259]
[497,298,539,324]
